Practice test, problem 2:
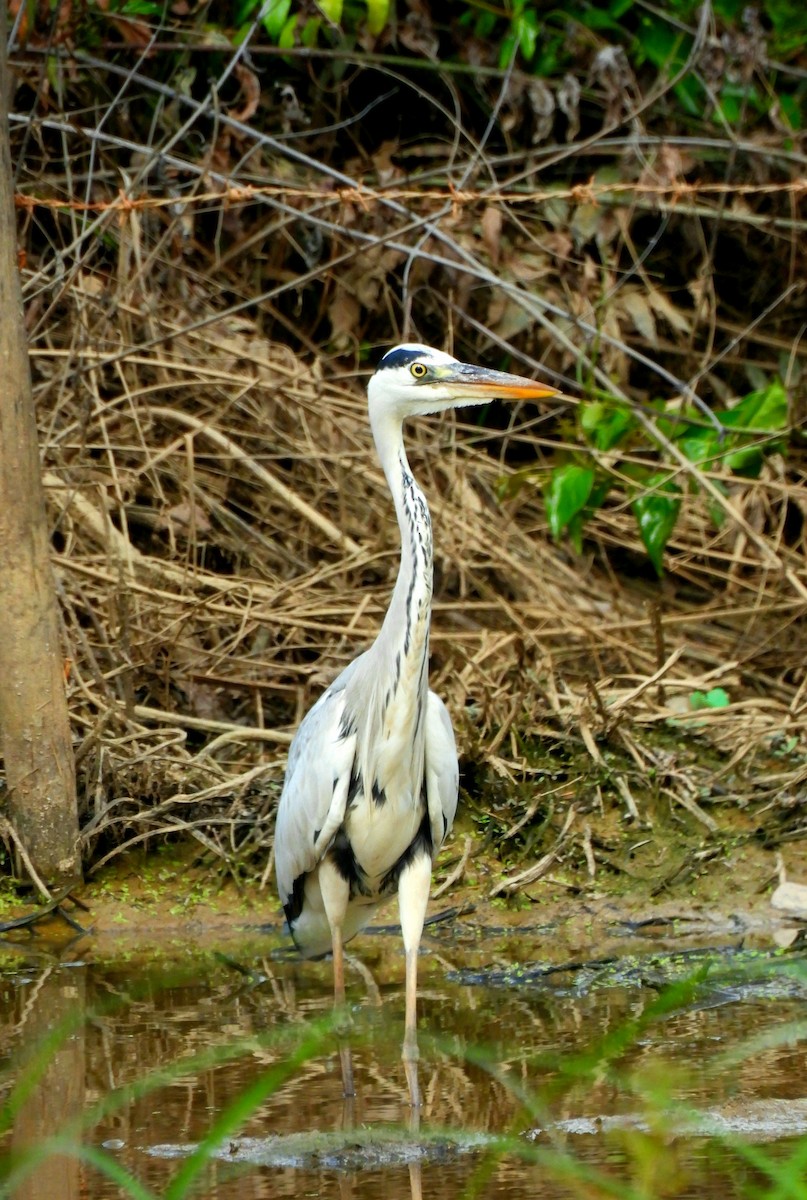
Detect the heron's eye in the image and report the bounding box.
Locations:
[410,362,428,379]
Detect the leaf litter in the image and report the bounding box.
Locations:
[3,7,806,913]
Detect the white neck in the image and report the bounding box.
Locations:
[370,405,433,703]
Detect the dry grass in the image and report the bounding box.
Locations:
[7,18,807,884]
[35,313,807,880]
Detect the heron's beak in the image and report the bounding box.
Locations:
[432,361,560,401]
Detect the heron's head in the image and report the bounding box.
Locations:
[368,343,559,418]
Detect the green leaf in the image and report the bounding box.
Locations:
[631,477,681,575]
[545,465,595,541]
[588,478,613,510]
[673,74,706,117]
[717,381,788,432]
[262,0,292,39]
[365,0,390,35]
[707,479,729,529]
[566,513,586,554]
[689,688,730,711]
[635,17,686,72]
[676,427,719,467]
[234,0,259,23]
[777,93,802,131]
[580,8,626,33]
[580,400,636,451]
[316,0,342,21]
[509,8,538,61]
[279,12,298,47]
[677,381,788,480]
[534,38,562,76]
[499,31,517,69]
[496,467,537,502]
[119,0,160,14]
[301,15,321,45]
[564,475,614,551]
[720,80,766,119]
[722,443,764,476]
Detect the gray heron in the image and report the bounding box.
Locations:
[275,343,558,1105]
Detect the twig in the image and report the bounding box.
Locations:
[147,407,362,557]
[489,806,576,897]
[648,602,667,706]
[0,819,54,900]
[133,704,293,745]
[432,835,473,899]
[614,776,642,824]
[582,824,596,879]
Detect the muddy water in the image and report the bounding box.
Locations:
[1,911,806,1199]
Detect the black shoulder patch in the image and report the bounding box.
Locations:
[332,833,371,896]
[284,873,307,925]
[377,346,426,371]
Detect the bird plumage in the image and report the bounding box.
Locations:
[274,342,558,1103]
[275,347,461,957]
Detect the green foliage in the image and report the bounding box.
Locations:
[364,0,391,36]
[580,399,636,452]
[689,687,731,709]
[499,0,540,67]
[233,0,390,45]
[544,464,594,542]
[316,0,344,21]
[541,379,789,574]
[259,0,293,41]
[92,0,806,134]
[631,475,682,575]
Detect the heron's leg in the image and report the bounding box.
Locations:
[407,1100,424,1200]
[397,852,432,1109]
[319,858,355,1098]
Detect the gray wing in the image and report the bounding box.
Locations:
[274,678,357,908]
[424,690,459,852]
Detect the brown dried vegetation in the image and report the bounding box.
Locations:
[5,4,807,896]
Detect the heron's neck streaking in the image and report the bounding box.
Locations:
[372,406,433,709]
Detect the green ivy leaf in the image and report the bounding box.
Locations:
[673,74,704,117]
[365,0,390,35]
[722,443,764,476]
[689,688,730,711]
[635,17,688,77]
[631,477,681,575]
[262,0,292,40]
[301,15,321,45]
[677,381,788,481]
[495,467,536,503]
[279,12,298,47]
[580,7,626,33]
[545,465,595,541]
[676,428,719,467]
[507,6,538,61]
[580,400,636,451]
[316,0,342,21]
[717,381,788,432]
[707,479,729,529]
[778,93,802,131]
[499,31,517,69]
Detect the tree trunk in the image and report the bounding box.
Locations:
[0,16,81,888]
